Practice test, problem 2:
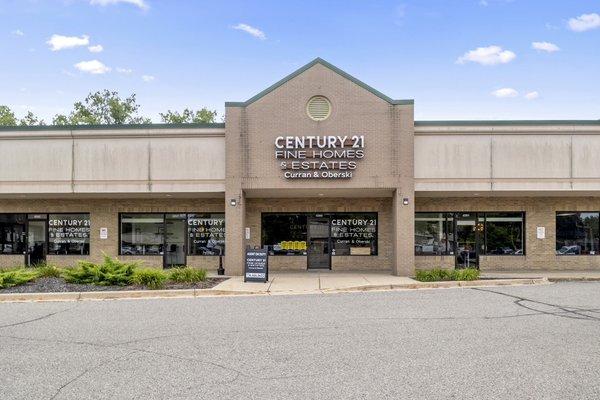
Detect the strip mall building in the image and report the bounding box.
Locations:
[1,58,600,275]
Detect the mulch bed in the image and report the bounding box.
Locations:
[0,277,228,294]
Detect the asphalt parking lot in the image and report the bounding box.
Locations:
[1,282,599,399]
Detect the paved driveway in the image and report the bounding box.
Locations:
[1,282,599,399]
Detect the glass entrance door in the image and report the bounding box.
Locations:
[27,218,47,266]
[307,217,331,269]
[455,213,480,269]
[164,215,186,268]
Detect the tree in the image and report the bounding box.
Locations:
[0,106,45,126]
[0,105,17,125]
[53,90,150,125]
[159,107,218,124]
[19,111,46,126]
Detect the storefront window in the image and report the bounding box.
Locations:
[330,213,377,255]
[415,212,525,256]
[0,214,26,255]
[262,214,308,255]
[120,214,164,255]
[187,213,225,255]
[556,212,600,255]
[415,213,451,255]
[482,213,524,255]
[48,213,90,255]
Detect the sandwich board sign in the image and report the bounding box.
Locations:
[244,248,268,282]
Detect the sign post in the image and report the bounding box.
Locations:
[244,248,269,283]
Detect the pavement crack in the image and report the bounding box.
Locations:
[472,287,600,322]
[0,305,78,329]
[48,350,140,400]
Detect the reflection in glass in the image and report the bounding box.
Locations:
[556,212,600,255]
[261,214,308,255]
[484,213,524,255]
[0,214,26,255]
[120,214,164,255]
[415,213,450,255]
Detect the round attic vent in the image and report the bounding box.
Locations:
[306,96,331,121]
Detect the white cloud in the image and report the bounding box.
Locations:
[457,45,516,66]
[568,13,600,32]
[525,91,539,100]
[88,44,103,53]
[232,23,266,40]
[11,29,24,37]
[491,88,519,98]
[89,0,148,10]
[116,67,133,74]
[74,60,111,74]
[532,41,560,53]
[142,74,155,82]
[47,34,89,51]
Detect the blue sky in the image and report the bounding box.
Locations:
[1,0,599,122]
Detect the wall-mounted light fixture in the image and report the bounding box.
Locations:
[229,198,237,207]
[402,197,409,206]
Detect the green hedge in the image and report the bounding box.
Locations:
[131,268,168,290]
[169,267,207,283]
[415,268,480,282]
[0,269,39,289]
[63,255,138,286]
[0,256,209,290]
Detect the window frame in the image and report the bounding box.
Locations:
[46,212,91,256]
[0,213,91,257]
[555,211,600,256]
[118,212,225,257]
[0,213,28,255]
[260,212,379,257]
[414,211,526,257]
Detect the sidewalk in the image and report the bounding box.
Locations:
[0,271,552,303]
[211,270,547,295]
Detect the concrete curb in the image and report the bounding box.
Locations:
[322,278,549,293]
[0,277,549,303]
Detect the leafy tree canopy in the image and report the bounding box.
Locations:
[0,105,17,126]
[0,105,45,126]
[159,108,218,124]
[53,90,150,125]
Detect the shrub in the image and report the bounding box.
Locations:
[34,264,63,278]
[0,269,38,289]
[451,268,480,281]
[131,268,168,290]
[169,267,207,283]
[63,255,137,286]
[415,268,480,282]
[415,269,451,282]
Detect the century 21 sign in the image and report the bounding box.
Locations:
[274,135,365,179]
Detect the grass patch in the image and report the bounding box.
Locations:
[131,268,168,290]
[168,267,207,284]
[0,268,39,289]
[62,255,137,286]
[415,268,480,282]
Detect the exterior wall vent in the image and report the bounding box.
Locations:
[306,96,331,121]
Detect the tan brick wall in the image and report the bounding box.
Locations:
[0,198,224,270]
[225,62,415,275]
[416,196,600,271]
[246,197,392,271]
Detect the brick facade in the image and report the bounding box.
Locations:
[416,196,600,271]
[0,198,224,270]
